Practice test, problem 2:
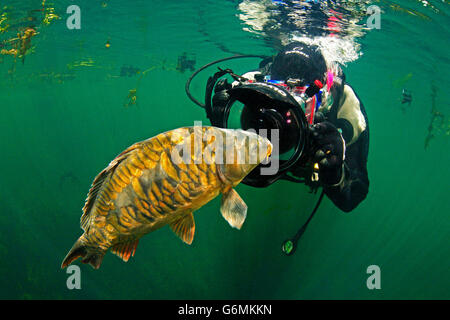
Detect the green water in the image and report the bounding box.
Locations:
[0,0,449,300]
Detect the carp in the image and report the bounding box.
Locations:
[61,126,272,269]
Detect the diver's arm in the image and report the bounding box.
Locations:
[323,86,370,212]
[335,84,367,145]
[323,130,369,212]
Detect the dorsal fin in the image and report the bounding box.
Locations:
[80,143,142,229]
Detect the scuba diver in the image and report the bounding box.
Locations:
[186,41,369,254]
[194,42,369,211]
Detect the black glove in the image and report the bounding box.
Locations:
[310,121,346,186]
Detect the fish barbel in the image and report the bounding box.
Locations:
[61,126,272,269]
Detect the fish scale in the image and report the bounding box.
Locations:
[61,126,272,269]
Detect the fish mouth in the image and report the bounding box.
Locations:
[259,138,273,163]
[266,141,273,160]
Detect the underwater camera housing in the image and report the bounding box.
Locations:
[184,54,324,188]
[208,81,310,187]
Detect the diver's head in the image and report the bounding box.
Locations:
[270,42,327,85]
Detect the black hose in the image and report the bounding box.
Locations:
[185,55,269,108]
[282,189,325,256]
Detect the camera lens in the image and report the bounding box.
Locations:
[240,104,299,156]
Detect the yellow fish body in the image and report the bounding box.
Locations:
[62,126,272,269]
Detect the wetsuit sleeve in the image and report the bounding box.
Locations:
[324,86,370,212]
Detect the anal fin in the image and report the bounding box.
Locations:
[220,188,247,229]
[169,212,195,245]
[111,239,140,262]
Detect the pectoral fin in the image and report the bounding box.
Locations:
[169,212,195,245]
[220,188,247,229]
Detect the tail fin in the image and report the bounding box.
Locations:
[61,236,105,270]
